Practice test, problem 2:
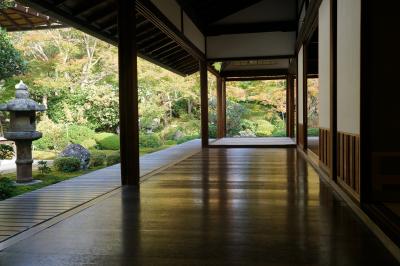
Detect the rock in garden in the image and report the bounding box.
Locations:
[59,144,90,169]
[173,130,184,140]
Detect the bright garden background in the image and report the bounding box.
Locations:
[0,28,298,161]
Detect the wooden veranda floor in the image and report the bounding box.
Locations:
[209,137,296,148]
[0,140,200,246]
[0,148,398,265]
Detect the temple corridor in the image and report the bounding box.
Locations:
[0,148,397,265]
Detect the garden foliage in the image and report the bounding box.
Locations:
[54,157,81,172]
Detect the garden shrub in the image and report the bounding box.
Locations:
[89,154,106,168]
[106,154,120,166]
[38,160,51,175]
[272,129,287,137]
[80,139,97,149]
[177,135,199,144]
[240,119,257,132]
[67,125,95,144]
[164,140,176,146]
[0,144,14,159]
[94,133,120,150]
[0,177,16,200]
[307,128,319,137]
[139,133,162,148]
[54,157,81,172]
[255,120,275,137]
[34,117,68,151]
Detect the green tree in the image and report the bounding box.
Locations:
[0,28,26,80]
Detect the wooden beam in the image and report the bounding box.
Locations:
[200,61,209,147]
[295,0,322,54]
[206,20,297,36]
[117,0,139,186]
[221,69,288,78]
[226,76,287,82]
[208,54,294,62]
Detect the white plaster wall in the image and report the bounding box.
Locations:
[183,12,205,53]
[318,0,330,129]
[337,0,361,134]
[150,0,181,30]
[206,32,296,59]
[298,47,304,124]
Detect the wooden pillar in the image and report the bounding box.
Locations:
[200,61,209,147]
[222,78,227,136]
[289,75,295,138]
[303,45,308,151]
[330,0,337,181]
[286,76,290,137]
[286,74,295,138]
[118,0,139,186]
[216,76,224,139]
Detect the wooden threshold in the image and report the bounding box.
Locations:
[209,137,296,148]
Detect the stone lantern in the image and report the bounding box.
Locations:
[0,81,46,183]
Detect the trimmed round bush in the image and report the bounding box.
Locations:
[0,177,15,200]
[67,125,95,144]
[94,133,120,150]
[81,139,97,149]
[139,133,162,148]
[54,157,81,172]
[255,120,275,137]
[106,154,120,166]
[89,154,106,168]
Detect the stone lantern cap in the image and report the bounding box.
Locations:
[0,81,46,112]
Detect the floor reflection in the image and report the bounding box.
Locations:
[0,148,398,265]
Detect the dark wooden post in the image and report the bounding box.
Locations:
[118,0,140,186]
[303,45,308,151]
[330,0,337,181]
[216,76,224,139]
[287,74,295,138]
[200,61,209,147]
[286,75,290,137]
[222,78,227,137]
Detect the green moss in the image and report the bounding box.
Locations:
[94,133,120,150]
[33,150,58,160]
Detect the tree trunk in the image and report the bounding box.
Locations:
[188,99,192,115]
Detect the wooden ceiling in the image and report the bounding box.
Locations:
[176,0,264,31]
[1,0,301,76]
[0,3,63,31]
[1,0,199,76]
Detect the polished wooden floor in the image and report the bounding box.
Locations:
[0,148,398,265]
[0,140,200,244]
